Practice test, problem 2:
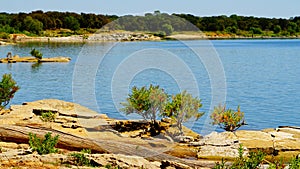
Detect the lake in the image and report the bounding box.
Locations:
[0,39,299,135]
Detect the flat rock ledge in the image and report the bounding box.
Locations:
[0,99,300,168]
[189,128,300,160]
[0,55,71,63]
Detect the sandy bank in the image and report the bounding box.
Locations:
[10,32,161,43]
[0,55,71,63]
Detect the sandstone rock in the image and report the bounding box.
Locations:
[235,130,274,154]
[91,154,161,169]
[0,56,71,63]
[39,153,67,164]
[199,132,239,146]
[236,129,300,155]
[161,118,172,123]
[61,123,83,129]
[161,160,192,169]
[196,132,247,159]
[0,142,19,149]
[175,136,194,143]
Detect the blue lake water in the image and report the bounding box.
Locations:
[0,39,299,134]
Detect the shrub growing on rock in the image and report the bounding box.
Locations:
[121,85,167,124]
[210,105,246,132]
[28,132,59,155]
[40,110,57,122]
[288,156,300,169]
[0,73,20,110]
[30,48,43,61]
[163,90,204,135]
[70,149,95,167]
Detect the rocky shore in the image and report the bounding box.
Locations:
[7,32,161,43]
[2,32,299,44]
[0,99,299,168]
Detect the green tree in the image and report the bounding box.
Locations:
[288,22,298,35]
[210,105,246,132]
[226,26,238,34]
[120,85,167,124]
[161,24,174,36]
[64,16,80,31]
[163,91,204,135]
[0,74,20,110]
[273,25,282,34]
[23,16,43,35]
[30,48,43,61]
[250,27,263,34]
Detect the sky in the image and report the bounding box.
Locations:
[0,0,300,18]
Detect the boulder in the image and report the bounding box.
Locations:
[235,130,274,154]
[236,129,300,155]
[195,132,248,159]
[175,136,194,143]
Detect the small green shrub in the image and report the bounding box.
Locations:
[30,48,43,60]
[28,132,59,155]
[210,105,246,132]
[289,156,300,169]
[80,149,91,154]
[70,149,94,167]
[0,73,20,111]
[40,111,56,122]
[213,159,227,169]
[70,153,91,166]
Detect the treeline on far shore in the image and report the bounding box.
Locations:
[1,10,300,39]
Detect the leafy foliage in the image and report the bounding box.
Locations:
[163,90,204,134]
[0,73,20,110]
[161,24,174,36]
[64,16,80,31]
[273,25,282,34]
[210,105,246,132]
[30,48,43,60]
[1,11,300,37]
[288,156,300,169]
[121,85,167,123]
[250,27,263,34]
[23,16,43,35]
[28,132,59,155]
[40,111,56,122]
[70,149,95,167]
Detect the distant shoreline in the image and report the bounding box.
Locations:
[1,32,300,44]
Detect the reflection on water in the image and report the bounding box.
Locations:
[31,62,42,72]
